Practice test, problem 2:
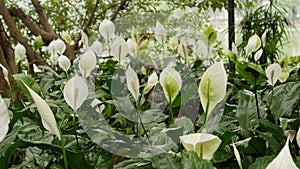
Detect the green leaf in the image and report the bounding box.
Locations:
[268,82,300,122]
[0,137,92,169]
[113,158,152,169]
[235,91,258,132]
[151,153,181,169]
[33,35,44,51]
[199,62,227,120]
[182,152,215,169]
[249,155,275,169]
[235,62,266,85]
[204,99,226,133]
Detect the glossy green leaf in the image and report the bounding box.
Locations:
[235,62,266,85]
[236,91,258,132]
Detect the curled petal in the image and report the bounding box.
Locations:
[245,34,261,55]
[180,133,221,160]
[254,49,263,62]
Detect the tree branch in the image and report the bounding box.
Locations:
[0,0,47,73]
[82,0,100,32]
[110,0,130,22]
[9,7,58,43]
[31,0,53,33]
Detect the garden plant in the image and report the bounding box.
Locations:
[0,0,299,169]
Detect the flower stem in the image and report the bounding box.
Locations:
[73,109,79,149]
[254,77,260,119]
[59,128,68,169]
[168,102,173,128]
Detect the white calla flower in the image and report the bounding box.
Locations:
[80,30,89,50]
[154,21,167,44]
[63,75,88,111]
[178,42,188,57]
[168,38,178,50]
[199,62,227,119]
[0,63,10,86]
[254,49,263,62]
[245,34,261,56]
[99,19,115,39]
[14,43,26,63]
[296,127,300,149]
[79,50,97,78]
[127,39,138,56]
[262,30,267,47]
[262,0,271,11]
[232,143,242,169]
[55,39,66,55]
[23,82,61,140]
[58,55,70,72]
[179,133,221,160]
[111,36,128,63]
[148,72,158,85]
[266,63,282,86]
[0,96,10,143]
[90,41,103,56]
[266,136,298,169]
[159,66,182,103]
[125,66,140,102]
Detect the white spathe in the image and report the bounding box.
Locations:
[125,66,140,102]
[58,55,70,72]
[159,66,182,103]
[245,34,261,56]
[179,133,221,160]
[154,21,167,44]
[63,75,88,111]
[23,82,61,140]
[14,43,26,63]
[254,49,263,62]
[232,143,242,169]
[79,50,97,78]
[81,30,89,50]
[266,63,282,86]
[90,41,103,56]
[0,96,10,143]
[48,39,66,65]
[199,62,227,119]
[99,19,115,39]
[178,42,188,58]
[127,38,138,56]
[111,36,128,63]
[266,136,298,169]
[0,63,10,86]
[148,72,158,85]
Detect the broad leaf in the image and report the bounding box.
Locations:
[236,91,258,132]
[182,151,215,169]
[199,62,227,119]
